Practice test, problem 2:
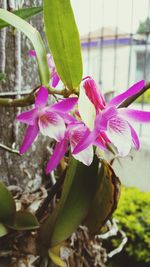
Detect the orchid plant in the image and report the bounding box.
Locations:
[0,0,150,266]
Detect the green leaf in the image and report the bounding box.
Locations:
[0,73,6,81]
[0,7,43,29]
[0,182,16,221]
[48,244,66,267]
[0,8,49,86]
[0,223,8,237]
[5,211,39,230]
[84,160,121,234]
[40,156,99,248]
[43,0,82,91]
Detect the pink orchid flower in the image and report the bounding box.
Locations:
[74,77,150,157]
[47,54,60,88]
[17,87,78,154]
[28,50,60,88]
[46,121,94,174]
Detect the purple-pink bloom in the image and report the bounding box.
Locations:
[17,87,78,154]
[47,54,60,88]
[74,77,150,156]
[28,50,36,58]
[46,121,94,174]
[28,50,60,88]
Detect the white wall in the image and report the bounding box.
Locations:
[82,44,138,94]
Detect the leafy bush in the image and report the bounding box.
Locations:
[113,187,150,263]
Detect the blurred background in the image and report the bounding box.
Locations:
[71,0,150,192]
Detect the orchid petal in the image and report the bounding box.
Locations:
[73,130,96,154]
[35,86,49,108]
[129,124,140,150]
[108,80,145,107]
[107,116,132,156]
[119,108,150,123]
[73,145,94,166]
[16,108,37,125]
[58,113,77,124]
[78,87,96,131]
[95,106,117,132]
[19,124,39,154]
[47,53,55,69]
[38,111,66,141]
[100,131,111,143]
[28,50,36,57]
[52,72,60,87]
[51,97,78,113]
[94,131,111,150]
[94,134,108,150]
[45,138,68,174]
[83,78,106,110]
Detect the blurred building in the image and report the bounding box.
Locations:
[81,27,150,95]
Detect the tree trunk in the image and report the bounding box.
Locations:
[0,1,50,266]
[0,0,49,187]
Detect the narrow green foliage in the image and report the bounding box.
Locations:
[5,211,39,230]
[40,156,99,248]
[0,223,8,237]
[43,0,82,91]
[84,160,121,234]
[0,8,49,86]
[0,182,16,221]
[40,157,120,251]
[0,6,43,29]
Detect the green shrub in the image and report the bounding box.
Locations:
[113,187,150,263]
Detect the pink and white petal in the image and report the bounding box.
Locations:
[45,138,68,174]
[118,108,150,123]
[16,108,38,125]
[58,113,77,124]
[94,134,107,150]
[47,53,55,69]
[78,87,96,131]
[19,124,39,154]
[73,130,96,154]
[95,106,117,132]
[107,117,132,156]
[100,131,111,143]
[129,124,140,150]
[52,72,60,87]
[38,112,66,141]
[73,145,94,166]
[51,97,78,113]
[108,80,145,107]
[83,78,106,110]
[35,86,49,108]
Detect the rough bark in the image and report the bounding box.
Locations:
[0,0,50,187]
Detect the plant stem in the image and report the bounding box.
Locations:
[118,81,150,108]
[0,87,69,107]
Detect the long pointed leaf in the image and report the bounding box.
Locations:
[5,211,39,230]
[40,156,99,248]
[43,0,82,91]
[84,160,121,234]
[0,7,43,29]
[0,223,8,237]
[0,8,49,86]
[0,182,16,221]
